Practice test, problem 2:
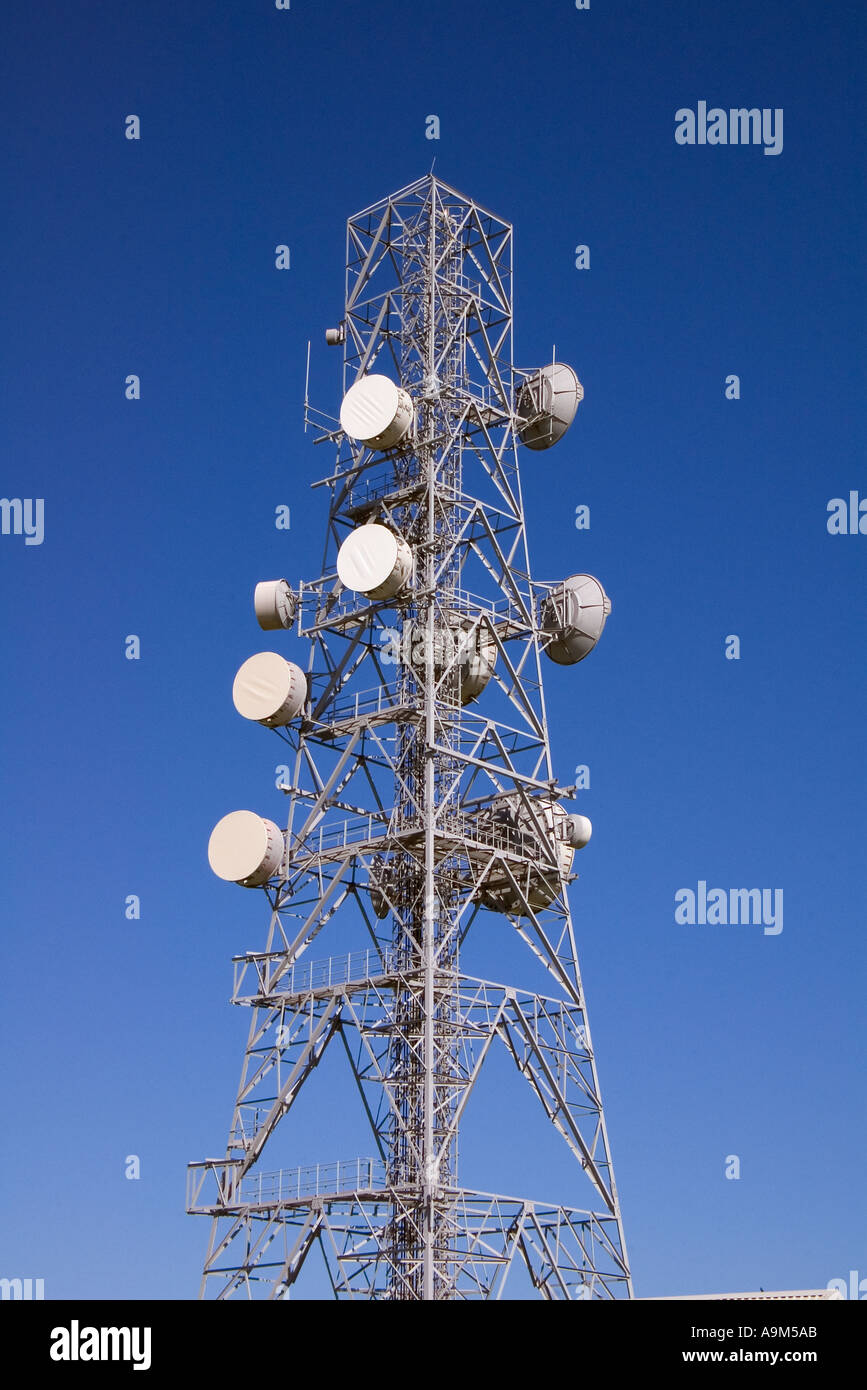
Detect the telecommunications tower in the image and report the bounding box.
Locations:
[188,174,632,1299]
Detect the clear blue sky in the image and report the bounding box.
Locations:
[1,0,864,1299]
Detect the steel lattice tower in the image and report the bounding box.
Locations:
[188,174,633,1299]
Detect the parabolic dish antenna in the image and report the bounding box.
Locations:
[541,573,611,665]
[336,523,412,600]
[339,374,414,448]
[232,652,307,727]
[254,579,296,631]
[517,363,583,450]
[208,810,284,887]
[566,813,593,849]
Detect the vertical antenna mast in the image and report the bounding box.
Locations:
[189,174,631,1300]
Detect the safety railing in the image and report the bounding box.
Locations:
[186,1157,387,1212]
[316,682,408,726]
[271,947,399,995]
[285,800,564,869]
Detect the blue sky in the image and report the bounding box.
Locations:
[1,0,864,1299]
